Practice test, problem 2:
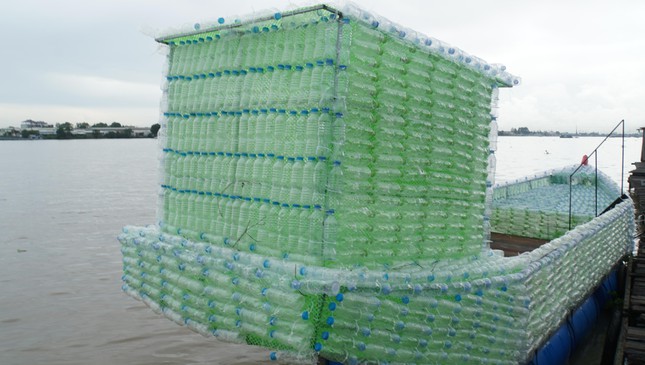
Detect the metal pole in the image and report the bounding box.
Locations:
[595,152,598,217]
[569,174,573,230]
[621,120,625,194]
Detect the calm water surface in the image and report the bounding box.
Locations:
[0,136,640,364]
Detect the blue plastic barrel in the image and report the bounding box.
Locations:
[595,269,618,309]
[535,323,574,365]
[570,295,599,347]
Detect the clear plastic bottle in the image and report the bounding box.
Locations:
[176,114,189,152]
[284,110,298,157]
[327,160,343,209]
[246,111,257,154]
[489,117,498,152]
[287,204,302,254]
[331,112,346,154]
[304,109,318,157]
[309,60,325,106]
[297,204,311,252]
[243,153,256,198]
[206,73,221,111]
[322,210,337,264]
[204,192,216,236]
[233,153,248,197]
[185,152,197,191]
[289,156,304,204]
[265,108,278,155]
[288,65,301,107]
[277,203,290,254]
[316,108,331,156]
[209,152,225,193]
[273,109,287,156]
[278,65,290,106]
[183,191,196,231]
[212,194,225,237]
[280,157,295,204]
[299,63,313,106]
[164,150,176,187]
[250,153,265,199]
[320,59,335,104]
[247,197,262,246]
[270,155,285,203]
[194,152,206,192]
[272,28,286,65]
[300,156,316,204]
[237,197,252,244]
[194,114,207,153]
[221,152,234,194]
[255,109,268,153]
[228,153,241,196]
[302,24,317,62]
[238,114,249,153]
[203,113,216,153]
[254,198,272,251]
[293,111,306,155]
[231,195,244,243]
[166,113,179,151]
[214,113,228,152]
[265,66,278,106]
[313,157,326,206]
[309,204,324,261]
[194,191,206,234]
[266,201,281,252]
[179,152,191,190]
[487,151,497,187]
[261,153,275,199]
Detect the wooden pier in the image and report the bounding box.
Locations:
[615,238,645,364]
[616,127,645,364]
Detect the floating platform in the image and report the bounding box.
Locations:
[119,4,633,364]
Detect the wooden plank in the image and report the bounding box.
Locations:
[627,327,645,338]
[490,232,548,256]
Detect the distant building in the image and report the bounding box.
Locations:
[21,120,53,129]
[89,127,151,137]
[0,127,21,138]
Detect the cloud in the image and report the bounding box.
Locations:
[43,73,161,108]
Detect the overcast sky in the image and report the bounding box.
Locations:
[1,0,644,133]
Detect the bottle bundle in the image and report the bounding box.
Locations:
[120,194,633,364]
[520,200,633,352]
[330,21,494,268]
[156,11,343,266]
[155,6,505,271]
[491,166,620,240]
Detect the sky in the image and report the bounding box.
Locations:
[1,0,644,134]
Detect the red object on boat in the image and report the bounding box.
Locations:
[581,155,589,165]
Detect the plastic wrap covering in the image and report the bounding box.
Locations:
[121,3,632,364]
[492,165,621,240]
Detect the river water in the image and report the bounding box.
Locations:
[0,136,640,364]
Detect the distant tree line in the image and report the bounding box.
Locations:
[2,122,161,140]
[498,127,638,137]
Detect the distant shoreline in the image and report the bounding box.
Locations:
[497,134,637,138]
[0,136,156,141]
